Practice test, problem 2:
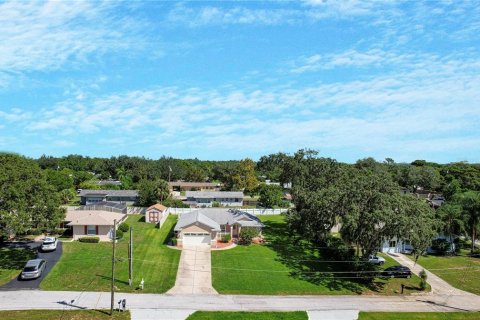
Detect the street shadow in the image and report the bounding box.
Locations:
[56,300,87,310]
[262,220,365,294]
[96,274,129,285]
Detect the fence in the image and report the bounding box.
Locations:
[166,207,288,216]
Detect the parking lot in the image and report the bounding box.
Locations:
[0,241,62,290]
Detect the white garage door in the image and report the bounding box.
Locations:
[182,232,211,245]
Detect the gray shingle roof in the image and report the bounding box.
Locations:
[174,208,263,232]
[185,191,244,199]
[79,189,139,197]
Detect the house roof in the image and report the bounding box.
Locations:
[169,181,222,187]
[174,210,221,231]
[185,191,244,199]
[65,210,127,226]
[174,208,263,232]
[79,189,139,197]
[97,180,122,186]
[147,203,167,212]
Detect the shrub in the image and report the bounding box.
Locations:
[239,228,259,245]
[79,236,100,243]
[221,234,231,243]
[431,239,450,255]
[115,229,124,239]
[118,223,130,233]
[171,238,177,246]
[419,269,428,291]
[212,201,221,208]
[321,236,355,261]
[27,228,43,236]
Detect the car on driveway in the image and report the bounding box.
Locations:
[368,255,386,265]
[20,259,46,280]
[382,265,412,278]
[41,237,58,252]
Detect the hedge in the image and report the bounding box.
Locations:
[118,223,130,233]
[78,236,100,243]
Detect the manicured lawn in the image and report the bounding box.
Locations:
[40,215,181,293]
[0,247,36,286]
[0,310,129,319]
[187,311,307,320]
[407,253,480,295]
[212,215,426,295]
[359,312,480,320]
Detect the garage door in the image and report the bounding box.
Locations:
[182,232,211,245]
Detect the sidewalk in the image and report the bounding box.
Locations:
[387,253,474,296]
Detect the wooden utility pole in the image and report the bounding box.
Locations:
[110,219,117,315]
[128,226,133,286]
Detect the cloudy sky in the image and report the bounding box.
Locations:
[1,1,479,163]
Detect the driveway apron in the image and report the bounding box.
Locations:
[167,244,217,295]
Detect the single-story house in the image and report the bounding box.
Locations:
[145,203,169,227]
[185,191,244,207]
[381,234,454,254]
[64,209,127,241]
[79,189,139,205]
[97,180,122,186]
[169,181,222,191]
[174,208,264,246]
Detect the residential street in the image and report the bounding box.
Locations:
[0,241,63,290]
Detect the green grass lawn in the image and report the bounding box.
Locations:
[187,311,307,320]
[212,215,426,295]
[40,214,181,293]
[359,312,480,320]
[0,310,129,320]
[0,247,37,286]
[407,253,480,295]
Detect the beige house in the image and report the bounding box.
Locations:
[65,210,127,241]
[174,208,263,246]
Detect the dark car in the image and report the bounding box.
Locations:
[382,265,412,278]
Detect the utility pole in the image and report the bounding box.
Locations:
[110,219,117,315]
[128,226,133,286]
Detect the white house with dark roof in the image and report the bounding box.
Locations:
[185,191,244,207]
[174,208,264,246]
[79,189,139,205]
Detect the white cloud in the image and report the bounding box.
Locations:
[0,1,142,74]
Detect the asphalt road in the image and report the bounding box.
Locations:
[0,240,63,290]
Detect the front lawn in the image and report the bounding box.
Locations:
[359,312,480,320]
[407,253,480,295]
[212,215,426,295]
[0,310,129,320]
[187,311,307,320]
[0,247,37,286]
[40,215,181,293]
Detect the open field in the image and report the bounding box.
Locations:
[407,253,480,295]
[187,311,307,320]
[0,247,36,286]
[212,215,426,295]
[40,215,181,293]
[0,310,129,320]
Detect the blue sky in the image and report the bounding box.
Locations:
[1,1,479,163]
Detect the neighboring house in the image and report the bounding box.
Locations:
[169,181,222,192]
[145,203,169,227]
[79,189,139,205]
[64,209,127,241]
[174,208,264,246]
[75,201,127,214]
[185,191,244,207]
[381,237,413,254]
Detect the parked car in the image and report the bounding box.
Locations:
[41,237,58,252]
[382,265,412,278]
[368,255,386,265]
[401,248,413,254]
[20,259,46,280]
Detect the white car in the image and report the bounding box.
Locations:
[368,255,386,265]
[41,237,58,252]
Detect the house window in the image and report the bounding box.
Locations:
[404,240,411,246]
[149,211,159,222]
[389,240,396,248]
[87,225,97,235]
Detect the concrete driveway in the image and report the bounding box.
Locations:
[167,244,217,295]
[0,240,63,290]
